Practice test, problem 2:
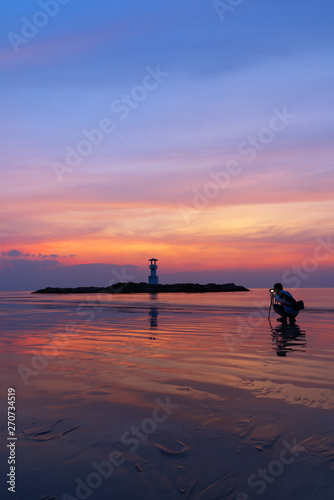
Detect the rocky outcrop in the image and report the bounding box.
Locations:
[32,282,250,294]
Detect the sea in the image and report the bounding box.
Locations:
[0,288,333,500]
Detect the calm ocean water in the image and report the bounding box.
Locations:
[0,288,333,499]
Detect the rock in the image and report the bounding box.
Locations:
[32,283,250,294]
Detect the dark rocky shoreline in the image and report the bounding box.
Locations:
[32,282,250,294]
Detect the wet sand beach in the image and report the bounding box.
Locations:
[0,289,333,500]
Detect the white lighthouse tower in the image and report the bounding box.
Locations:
[148,258,159,285]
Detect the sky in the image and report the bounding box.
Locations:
[0,0,334,290]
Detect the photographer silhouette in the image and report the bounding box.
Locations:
[269,283,304,323]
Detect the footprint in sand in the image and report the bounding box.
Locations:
[233,419,279,450]
[301,433,334,466]
[22,417,80,441]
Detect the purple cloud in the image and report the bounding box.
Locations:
[6,249,25,257]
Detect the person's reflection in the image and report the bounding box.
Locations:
[269,319,306,356]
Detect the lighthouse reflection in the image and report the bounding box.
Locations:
[269,320,306,356]
[148,293,159,329]
[148,307,159,328]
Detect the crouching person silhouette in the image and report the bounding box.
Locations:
[272,283,304,324]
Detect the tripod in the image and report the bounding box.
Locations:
[268,290,275,319]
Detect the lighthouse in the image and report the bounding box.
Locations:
[148,258,159,285]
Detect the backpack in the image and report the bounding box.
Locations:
[295,300,304,311]
[277,291,304,311]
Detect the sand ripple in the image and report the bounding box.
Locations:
[234,419,279,450]
[242,379,334,409]
[22,417,80,441]
[155,440,191,457]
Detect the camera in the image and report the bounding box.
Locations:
[269,288,275,293]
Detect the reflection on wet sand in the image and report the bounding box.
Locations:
[148,307,159,329]
[269,319,306,356]
[1,290,334,499]
[149,294,159,329]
